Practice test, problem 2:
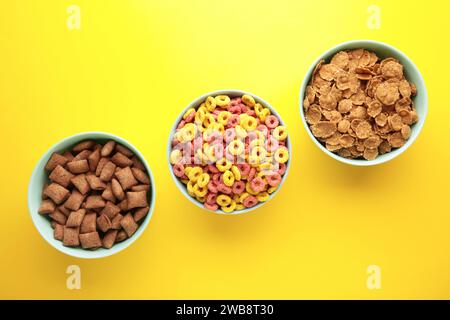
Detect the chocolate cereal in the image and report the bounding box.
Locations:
[38,139,152,250]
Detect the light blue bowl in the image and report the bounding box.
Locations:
[167,89,292,214]
[299,40,428,166]
[28,132,156,259]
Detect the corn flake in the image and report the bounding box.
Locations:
[303,48,418,160]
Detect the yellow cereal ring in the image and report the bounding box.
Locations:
[196,196,206,203]
[258,162,271,171]
[188,166,203,182]
[256,192,270,202]
[221,200,236,213]
[217,194,232,207]
[241,116,258,131]
[231,165,241,181]
[184,166,192,175]
[256,171,266,178]
[236,203,245,210]
[187,180,195,196]
[249,138,265,148]
[203,114,215,127]
[254,103,264,115]
[235,125,247,139]
[194,183,208,197]
[217,111,231,126]
[183,123,197,140]
[170,149,182,164]
[215,95,231,107]
[258,108,270,122]
[248,154,261,166]
[195,111,206,123]
[233,194,240,203]
[239,192,250,203]
[209,122,224,133]
[273,126,288,141]
[267,186,277,194]
[228,139,244,156]
[246,182,259,195]
[223,170,235,187]
[181,179,189,184]
[242,94,256,107]
[197,173,210,188]
[274,147,289,164]
[183,108,195,120]
[205,96,216,112]
[205,146,219,162]
[251,146,267,160]
[179,129,194,142]
[216,158,232,172]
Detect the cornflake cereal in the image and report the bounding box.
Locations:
[303,49,418,160]
[38,140,152,250]
[170,93,289,213]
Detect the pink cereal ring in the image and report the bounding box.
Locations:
[250,177,266,193]
[266,136,279,152]
[246,110,256,117]
[217,183,232,194]
[185,111,196,123]
[265,115,279,129]
[230,97,242,105]
[228,104,241,113]
[278,163,286,175]
[212,173,221,185]
[247,167,256,181]
[225,128,236,141]
[228,106,241,115]
[207,180,218,193]
[208,164,219,173]
[243,195,258,208]
[256,124,268,136]
[232,181,245,194]
[204,203,218,211]
[206,192,218,205]
[237,163,250,177]
[240,104,249,113]
[227,115,240,127]
[267,173,282,187]
[173,164,185,178]
[177,120,186,129]
[172,139,180,147]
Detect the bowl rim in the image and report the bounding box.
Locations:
[299,39,428,166]
[167,89,292,215]
[28,131,156,259]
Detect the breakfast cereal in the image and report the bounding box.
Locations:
[303,49,418,160]
[170,93,289,213]
[38,140,151,250]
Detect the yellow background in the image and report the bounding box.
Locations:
[1,0,449,299]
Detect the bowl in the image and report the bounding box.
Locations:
[299,39,428,166]
[28,132,156,259]
[167,89,292,214]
